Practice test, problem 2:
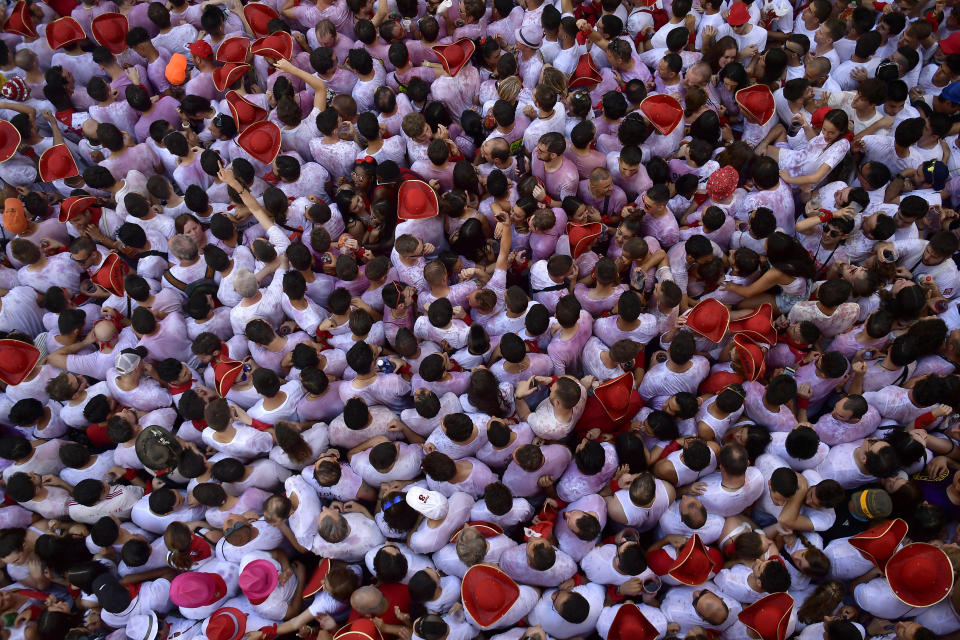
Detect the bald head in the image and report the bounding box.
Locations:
[350,585,388,615]
[93,319,117,342]
[685,62,711,88]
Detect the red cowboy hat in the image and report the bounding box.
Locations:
[566,221,602,259]
[225,91,268,132]
[91,13,128,55]
[462,564,520,628]
[733,334,766,382]
[738,593,794,640]
[214,359,244,397]
[38,144,78,182]
[397,180,439,220]
[850,518,909,571]
[728,303,776,346]
[90,252,130,297]
[3,1,36,38]
[58,195,99,223]
[685,298,729,344]
[0,121,21,163]
[242,3,279,38]
[640,94,683,136]
[608,604,659,640]
[301,558,331,598]
[213,63,250,92]
[206,608,246,640]
[45,16,85,50]
[251,31,292,60]
[216,36,251,63]
[333,619,382,640]
[736,84,775,126]
[237,121,281,165]
[0,339,41,386]
[568,52,602,89]
[450,522,504,542]
[885,543,953,608]
[667,534,716,586]
[433,38,475,77]
[593,372,636,422]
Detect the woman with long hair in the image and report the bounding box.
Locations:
[768,108,851,190]
[722,231,817,315]
[463,367,514,418]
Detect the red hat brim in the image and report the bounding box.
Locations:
[302,558,330,598]
[462,564,520,628]
[885,543,953,608]
[46,16,86,50]
[215,359,244,397]
[0,339,41,386]
[90,252,130,297]
[251,32,292,61]
[226,91,268,133]
[733,334,766,382]
[593,372,636,422]
[3,1,37,39]
[566,221,602,259]
[608,604,659,640]
[213,63,250,92]
[333,620,382,640]
[568,52,602,88]
[0,121,21,163]
[38,144,78,182]
[728,302,777,346]
[91,13,128,55]
[850,518,909,571]
[398,180,439,220]
[433,38,475,77]
[237,120,281,165]
[736,85,775,126]
[667,534,716,586]
[640,94,683,136]
[207,607,246,640]
[58,195,97,223]
[216,36,251,63]
[242,3,279,38]
[738,593,794,640]
[685,298,730,343]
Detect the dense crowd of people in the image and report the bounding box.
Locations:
[4,0,960,639]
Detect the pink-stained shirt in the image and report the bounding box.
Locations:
[788,301,860,338]
[743,381,798,433]
[137,312,193,363]
[531,156,580,202]
[546,310,594,376]
[638,357,710,408]
[502,444,573,497]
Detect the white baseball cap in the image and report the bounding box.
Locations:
[125,612,159,640]
[115,350,142,375]
[405,486,449,520]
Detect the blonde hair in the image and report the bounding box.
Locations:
[497,76,523,103]
[540,66,568,99]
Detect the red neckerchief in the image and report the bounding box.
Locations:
[657,438,682,461]
[262,172,280,185]
[188,534,213,562]
[168,378,196,395]
[55,109,82,137]
[523,338,540,354]
[777,330,811,364]
[124,583,142,599]
[16,589,49,601]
